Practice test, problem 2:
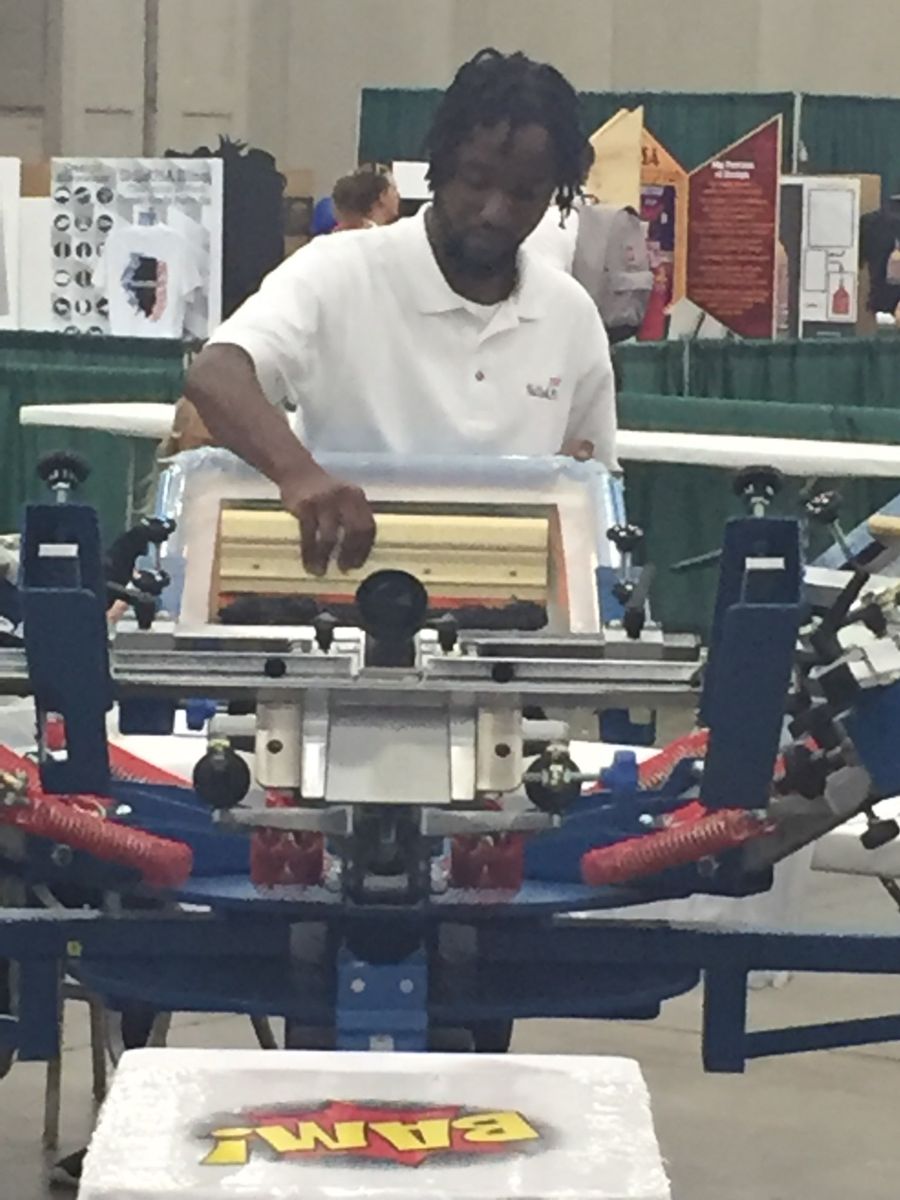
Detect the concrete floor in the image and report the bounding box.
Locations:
[4,869,900,1199]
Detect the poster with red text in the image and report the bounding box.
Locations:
[686,117,782,338]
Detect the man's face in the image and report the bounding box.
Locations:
[372,181,401,225]
[432,121,556,273]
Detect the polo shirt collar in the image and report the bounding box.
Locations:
[405,207,547,322]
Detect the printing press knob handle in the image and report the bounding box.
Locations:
[139,516,177,544]
[607,524,644,555]
[193,741,251,810]
[132,568,170,598]
[804,490,843,526]
[733,466,783,516]
[861,814,900,851]
[429,612,459,654]
[37,450,91,497]
[313,611,339,653]
[525,747,583,814]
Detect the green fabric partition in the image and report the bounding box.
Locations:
[581,92,795,171]
[685,337,900,408]
[358,88,794,169]
[358,88,444,165]
[615,343,686,397]
[800,94,900,196]
[0,329,184,369]
[0,338,184,542]
[620,392,900,634]
[617,337,900,407]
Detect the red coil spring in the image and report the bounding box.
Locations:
[0,745,192,889]
[637,730,710,790]
[581,807,768,888]
[2,794,192,889]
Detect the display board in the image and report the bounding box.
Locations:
[392,161,430,201]
[639,132,688,340]
[686,117,782,339]
[779,175,861,338]
[0,159,21,331]
[585,108,643,210]
[49,157,223,340]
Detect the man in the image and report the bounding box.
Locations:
[332,168,401,230]
[185,48,616,578]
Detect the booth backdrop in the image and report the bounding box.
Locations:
[359,87,900,195]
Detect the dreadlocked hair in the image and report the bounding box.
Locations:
[425,48,592,216]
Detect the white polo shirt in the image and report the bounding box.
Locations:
[207,208,616,467]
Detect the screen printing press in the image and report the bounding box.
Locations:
[5,447,900,1178]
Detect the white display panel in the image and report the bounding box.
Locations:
[0,158,21,330]
[392,160,431,201]
[49,157,223,339]
[18,197,53,331]
[782,175,860,328]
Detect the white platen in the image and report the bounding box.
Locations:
[19,402,175,440]
[617,428,900,477]
[19,401,900,481]
[79,1049,670,1200]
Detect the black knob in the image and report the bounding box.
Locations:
[788,702,842,752]
[623,606,646,640]
[37,450,91,491]
[132,569,170,598]
[607,524,644,554]
[356,570,429,643]
[192,743,251,810]
[525,748,582,814]
[733,466,783,504]
[139,516,177,544]
[856,602,889,639]
[429,612,459,654]
[804,490,842,526]
[861,819,900,851]
[776,743,832,800]
[313,611,339,653]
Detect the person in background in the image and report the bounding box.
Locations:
[310,195,338,236]
[332,169,401,230]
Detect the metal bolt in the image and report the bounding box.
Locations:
[399,979,414,996]
[323,857,343,893]
[350,978,366,994]
[266,739,284,755]
[50,845,73,867]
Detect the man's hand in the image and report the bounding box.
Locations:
[280,465,377,577]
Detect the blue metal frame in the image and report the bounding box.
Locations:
[4,486,900,1080]
[3,909,900,1072]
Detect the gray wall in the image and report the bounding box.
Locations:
[1,0,899,190]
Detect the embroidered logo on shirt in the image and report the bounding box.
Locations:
[526,377,562,401]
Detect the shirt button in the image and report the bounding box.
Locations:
[475,370,485,382]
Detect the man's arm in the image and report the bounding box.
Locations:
[185,343,375,576]
[561,304,618,470]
